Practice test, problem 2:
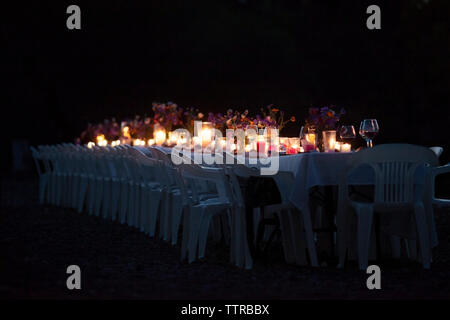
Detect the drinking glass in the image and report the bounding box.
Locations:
[339,125,356,142]
[359,119,379,148]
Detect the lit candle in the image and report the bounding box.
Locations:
[87,142,95,149]
[168,131,178,145]
[121,126,131,144]
[322,130,336,153]
[154,126,166,146]
[148,139,155,146]
[256,135,266,154]
[96,134,106,146]
[201,122,213,148]
[287,138,300,154]
[341,143,351,152]
[335,141,341,152]
[305,133,316,146]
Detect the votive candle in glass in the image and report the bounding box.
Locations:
[201,122,213,148]
[341,143,351,152]
[322,130,336,152]
[154,125,166,146]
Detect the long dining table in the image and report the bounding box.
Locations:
[136,146,438,262]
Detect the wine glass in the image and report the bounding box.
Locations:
[339,125,356,144]
[359,119,379,148]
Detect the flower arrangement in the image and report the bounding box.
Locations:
[152,102,184,132]
[259,104,296,132]
[77,102,298,145]
[305,106,345,131]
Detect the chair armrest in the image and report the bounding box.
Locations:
[433,163,450,176]
[432,164,450,207]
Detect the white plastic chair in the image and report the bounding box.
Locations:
[337,144,438,270]
[178,164,238,265]
[226,164,319,267]
[30,146,51,204]
[126,148,163,234]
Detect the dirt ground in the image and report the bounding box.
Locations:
[1,176,449,299]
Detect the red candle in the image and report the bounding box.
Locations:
[304,144,315,152]
[257,140,266,153]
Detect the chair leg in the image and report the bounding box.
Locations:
[148,190,162,237]
[277,209,296,264]
[110,180,121,221]
[127,183,135,226]
[356,207,374,270]
[77,177,88,213]
[198,214,213,259]
[300,207,319,267]
[119,182,128,224]
[413,203,431,269]
[287,209,307,265]
[71,175,79,209]
[139,187,148,233]
[188,206,205,263]
[102,180,111,220]
[180,206,191,261]
[171,201,184,245]
[133,185,141,228]
[94,179,104,217]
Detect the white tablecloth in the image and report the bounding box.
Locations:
[136,146,437,247]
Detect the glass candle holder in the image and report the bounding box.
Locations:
[154,124,166,146]
[322,130,336,152]
[341,143,351,152]
[334,141,342,152]
[256,134,266,155]
[305,132,316,149]
[201,122,213,148]
[287,138,300,154]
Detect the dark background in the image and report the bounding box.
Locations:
[3,0,450,172]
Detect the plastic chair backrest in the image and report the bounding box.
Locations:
[180,164,233,204]
[342,144,438,205]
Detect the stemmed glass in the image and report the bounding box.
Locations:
[359,119,379,148]
[339,125,356,143]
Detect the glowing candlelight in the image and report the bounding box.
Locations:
[322,130,336,152]
[96,134,107,147]
[335,141,342,152]
[305,133,316,146]
[154,126,166,146]
[87,142,95,149]
[168,131,178,145]
[200,122,213,148]
[256,134,266,154]
[287,138,300,154]
[341,143,351,152]
[111,140,121,147]
[148,139,155,146]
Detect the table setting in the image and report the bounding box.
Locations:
[31,101,448,270]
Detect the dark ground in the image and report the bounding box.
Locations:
[1,175,449,300]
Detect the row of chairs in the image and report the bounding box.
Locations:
[30,144,258,268]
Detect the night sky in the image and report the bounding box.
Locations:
[3,0,450,170]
